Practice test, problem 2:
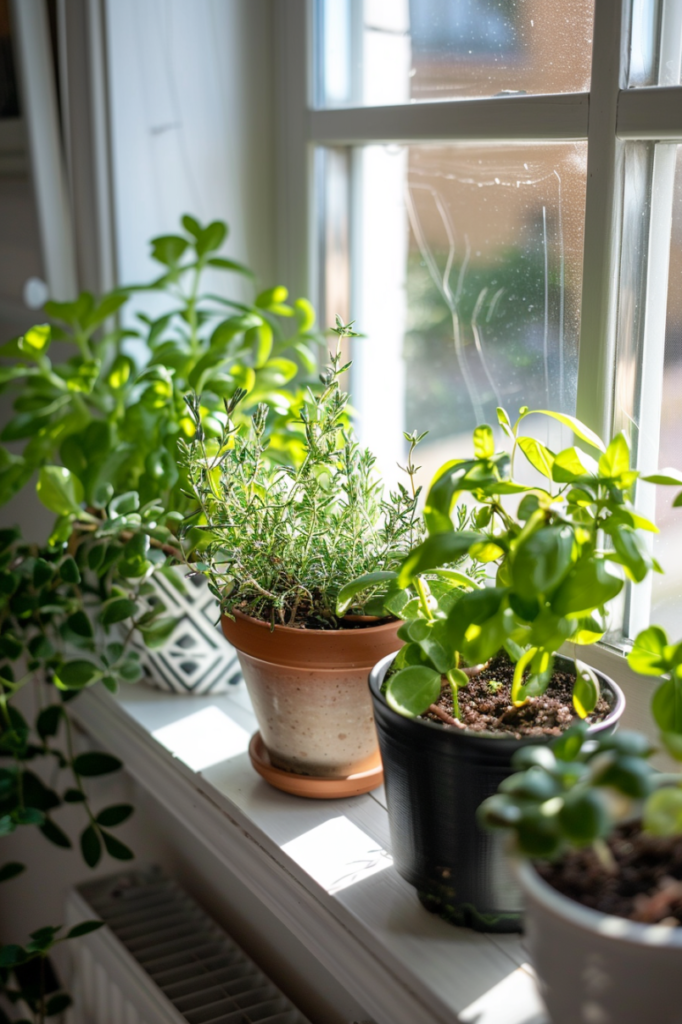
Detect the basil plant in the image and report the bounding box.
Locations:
[338,407,682,721]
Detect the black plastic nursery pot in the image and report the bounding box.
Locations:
[369,652,626,934]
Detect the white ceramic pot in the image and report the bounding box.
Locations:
[133,566,241,694]
[517,859,682,1024]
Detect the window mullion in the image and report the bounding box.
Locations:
[575,0,631,441]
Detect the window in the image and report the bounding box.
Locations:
[277,0,682,645]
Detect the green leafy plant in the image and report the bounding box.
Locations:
[344,407,681,719]
[477,724,668,861]
[178,318,422,628]
[0,920,104,1024]
[0,214,320,515]
[628,627,682,760]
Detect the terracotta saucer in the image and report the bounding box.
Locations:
[248,732,384,799]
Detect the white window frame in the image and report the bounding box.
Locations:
[274,0,682,669]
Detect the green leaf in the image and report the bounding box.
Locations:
[66,920,104,940]
[511,525,574,599]
[336,571,398,616]
[551,557,623,617]
[473,424,494,459]
[593,755,653,798]
[15,807,45,826]
[19,324,51,356]
[386,666,442,718]
[207,257,253,276]
[36,705,62,739]
[398,532,479,587]
[608,525,650,582]
[627,626,669,676]
[0,862,25,883]
[95,804,133,827]
[559,790,608,844]
[517,436,555,478]
[80,826,102,867]
[644,787,682,835]
[54,660,99,690]
[196,220,227,256]
[58,556,80,584]
[66,611,93,638]
[109,492,140,517]
[551,446,599,483]
[496,407,513,436]
[100,597,138,625]
[73,752,122,777]
[150,234,188,266]
[572,660,600,718]
[0,944,26,967]
[551,721,587,760]
[36,466,84,516]
[520,410,605,452]
[63,788,86,803]
[642,468,682,486]
[138,616,177,649]
[652,677,682,735]
[598,432,630,479]
[45,994,72,1017]
[40,818,71,849]
[101,830,134,860]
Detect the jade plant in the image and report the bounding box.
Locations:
[178,319,422,628]
[339,408,681,720]
[0,214,320,524]
[477,724,664,860]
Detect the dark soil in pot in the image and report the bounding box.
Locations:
[425,650,612,737]
[370,651,625,933]
[537,823,682,926]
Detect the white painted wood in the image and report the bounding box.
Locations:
[11,0,78,301]
[575,0,629,440]
[72,682,543,1024]
[617,86,682,139]
[308,93,590,145]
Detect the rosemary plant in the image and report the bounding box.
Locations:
[179,318,422,628]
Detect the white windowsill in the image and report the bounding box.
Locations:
[72,680,548,1024]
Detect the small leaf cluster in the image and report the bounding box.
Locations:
[0,215,321,517]
[478,724,665,859]
[179,320,422,627]
[628,626,682,761]
[386,407,681,719]
[0,920,103,1024]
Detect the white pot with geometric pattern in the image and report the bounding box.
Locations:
[132,566,242,695]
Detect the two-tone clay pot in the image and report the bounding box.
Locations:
[221,611,400,798]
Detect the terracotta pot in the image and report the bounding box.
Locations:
[369,651,625,932]
[221,611,400,779]
[517,859,682,1024]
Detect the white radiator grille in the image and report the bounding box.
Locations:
[66,869,311,1024]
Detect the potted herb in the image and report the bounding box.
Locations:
[0,215,321,694]
[349,409,679,930]
[479,665,682,1024]
[178,319,421,798]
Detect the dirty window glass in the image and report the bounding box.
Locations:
[314,0,595,108]
[346,142,588,485]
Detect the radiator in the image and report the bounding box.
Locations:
[65,868,313,1024]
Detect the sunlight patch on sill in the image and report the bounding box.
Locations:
[459,964,546,1024]
[282,815,393,895]
[152,705,250,771]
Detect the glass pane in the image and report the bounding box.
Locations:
[341,142,588,486]
[651,145,682,634]
[314,0,595,108]
[629,0,682,87]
